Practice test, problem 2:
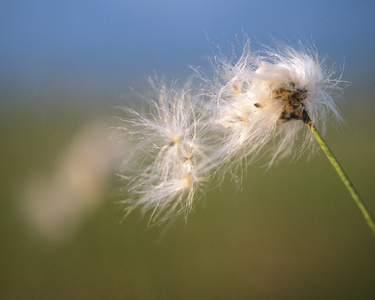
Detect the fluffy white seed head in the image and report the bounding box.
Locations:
[116,38,345,223]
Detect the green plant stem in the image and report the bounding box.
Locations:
[303,115,375,236]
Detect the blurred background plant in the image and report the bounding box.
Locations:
[1,1,375,299]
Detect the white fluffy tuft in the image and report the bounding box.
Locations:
[116,38,345,223]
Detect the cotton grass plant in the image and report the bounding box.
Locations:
[116,38,375,236]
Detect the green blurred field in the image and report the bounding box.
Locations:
[1,83,375,299]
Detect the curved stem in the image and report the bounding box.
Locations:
[302,114,375,236]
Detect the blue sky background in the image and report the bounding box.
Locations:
[1,0,375,104]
